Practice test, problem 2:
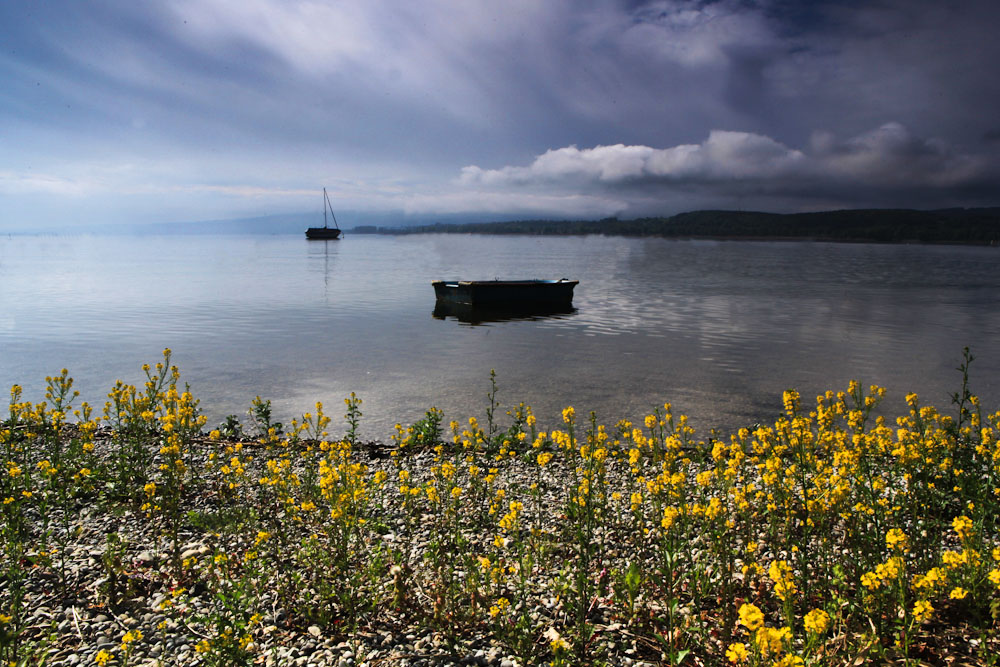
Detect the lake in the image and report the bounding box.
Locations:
[1,233,998,440]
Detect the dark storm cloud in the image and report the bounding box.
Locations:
[459,123,994,214]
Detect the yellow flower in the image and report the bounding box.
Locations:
[803,608,830,634]
[913,599,934,622]
[875,556,904,582]
[952,515,974,541]
[942,550,965,569]
[94,649,114,666]
[661,505,679,531]
[119,628,143,653]
[425,485,439,503]
[725,642,749,663]
[783,389,800,415]
[775,656,805,667]
[562,406,575,424]
[949,587,968,600]
[886,528,908,552]
[629,492,643,511]
[755,626,791,657]
[738,603,764,631]
[768,560,796,601]
[544,627,570,653]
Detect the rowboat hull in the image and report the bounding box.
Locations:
[431,279,578,306]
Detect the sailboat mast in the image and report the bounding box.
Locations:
[323,188,329,229]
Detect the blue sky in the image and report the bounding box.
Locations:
[2,0,1000,231]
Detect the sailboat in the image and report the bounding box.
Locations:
[305,188,342,239]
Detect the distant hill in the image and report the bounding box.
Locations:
[354,208,1000,245]
[115,210,525,235]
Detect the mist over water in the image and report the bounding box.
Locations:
[2,233,998,440]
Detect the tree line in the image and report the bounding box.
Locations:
[352,208,1000,244]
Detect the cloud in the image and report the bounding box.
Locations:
[476,130,805,184]
[0,171,94,196]
[458,123,994,214]
[815,123,987,188]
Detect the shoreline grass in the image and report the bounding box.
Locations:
[2,349,999,666]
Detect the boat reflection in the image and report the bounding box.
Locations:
[432,301,577,325]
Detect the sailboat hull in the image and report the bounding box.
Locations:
[305,227,342,239]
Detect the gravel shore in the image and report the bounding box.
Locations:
[6,429,665,667]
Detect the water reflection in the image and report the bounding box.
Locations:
[306,237,341,291]
[432,301,577,325]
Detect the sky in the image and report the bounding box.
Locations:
[2,0,1000,231]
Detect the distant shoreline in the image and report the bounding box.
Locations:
[351,207,1000,246]
[6,207,1000,243]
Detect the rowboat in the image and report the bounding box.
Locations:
[431,279,578,306]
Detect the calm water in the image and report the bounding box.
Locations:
[1,233,998,440]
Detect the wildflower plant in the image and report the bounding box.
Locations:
[2,353,1000,665]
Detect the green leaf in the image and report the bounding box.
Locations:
[625,561,641,590]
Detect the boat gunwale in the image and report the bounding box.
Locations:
[431,279,578,288]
